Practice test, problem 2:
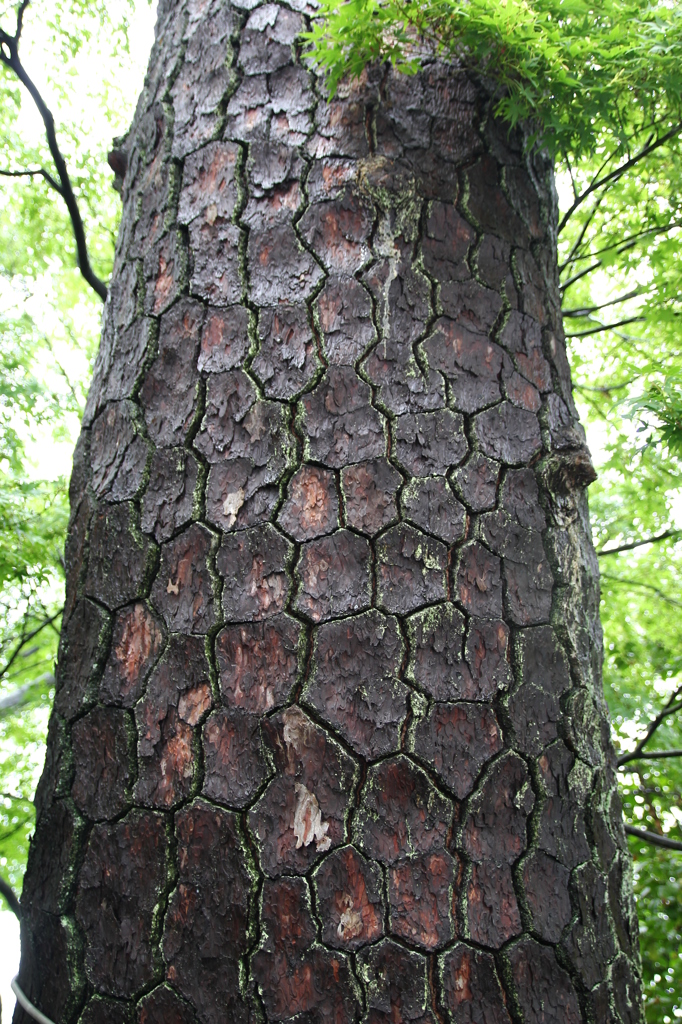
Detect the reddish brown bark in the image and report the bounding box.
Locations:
[16,1,644,1022]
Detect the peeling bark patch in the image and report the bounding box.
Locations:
[216,614,301,713]
[135,634,211,808]
[151,523,216,634]
[278,464,339,540]
[389,851,459,950]
[441,943,512,1024]
[314,846,385,949]
[249,707,356,876]
[100,602,163,709]
[293,782,331,851]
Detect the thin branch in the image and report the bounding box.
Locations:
[561,149,579,202]
[14,0,30,43]
[617,684,682,767]
[565,316,645,339]
[558,193,605,271]
[558,122,682,233]
[0,166,62,192]
[597,528,682,557]
[0,877,20,919]
[560,221,682,267]
[624,824,682,852]
[574,380,633,395]
[0,4,107,300]
[563,289,643,318]
[0,608,62,683]
[560,261,602,292]
[618,749,682,764]
[600,573,682,610]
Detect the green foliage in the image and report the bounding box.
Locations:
[628,377,682,460]
[561,137,682,1022]
[305,0,682,159]
[0,0,148,899]
[0,1,681,1020]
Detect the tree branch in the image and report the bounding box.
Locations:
[0,608,62,683]
[0,166,62,192]
[574,380,633,395]
[616,684,682,767]
[597,528,682,557]
[563,289,643,318]
[0,876,20,919]
[0,3,107,300]
[565,316,645,339]
[600,573,682,610]
[558,193,605,271]
[624,824,682,852]
[558,122,682,233]
[618,749,682,765]
[560,261,602,292]
[561,221,682,268]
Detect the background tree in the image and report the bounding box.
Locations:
[0,0,681,1021]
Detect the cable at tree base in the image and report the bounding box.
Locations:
[13,1,645,1023]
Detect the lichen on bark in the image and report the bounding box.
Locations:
[15,1,644,1022]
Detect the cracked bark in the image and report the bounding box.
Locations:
[14,1,644,1023]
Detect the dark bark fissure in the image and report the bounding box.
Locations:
[14,1,644,1023]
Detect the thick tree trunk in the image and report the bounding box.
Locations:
[15,2,644,1022]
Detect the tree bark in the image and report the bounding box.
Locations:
[15,1,645,1022]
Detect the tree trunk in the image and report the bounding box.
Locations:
[15,2,645,1022]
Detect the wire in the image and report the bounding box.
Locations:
[11,977,57,1024]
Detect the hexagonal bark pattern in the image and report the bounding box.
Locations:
[21,13,643,1024]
